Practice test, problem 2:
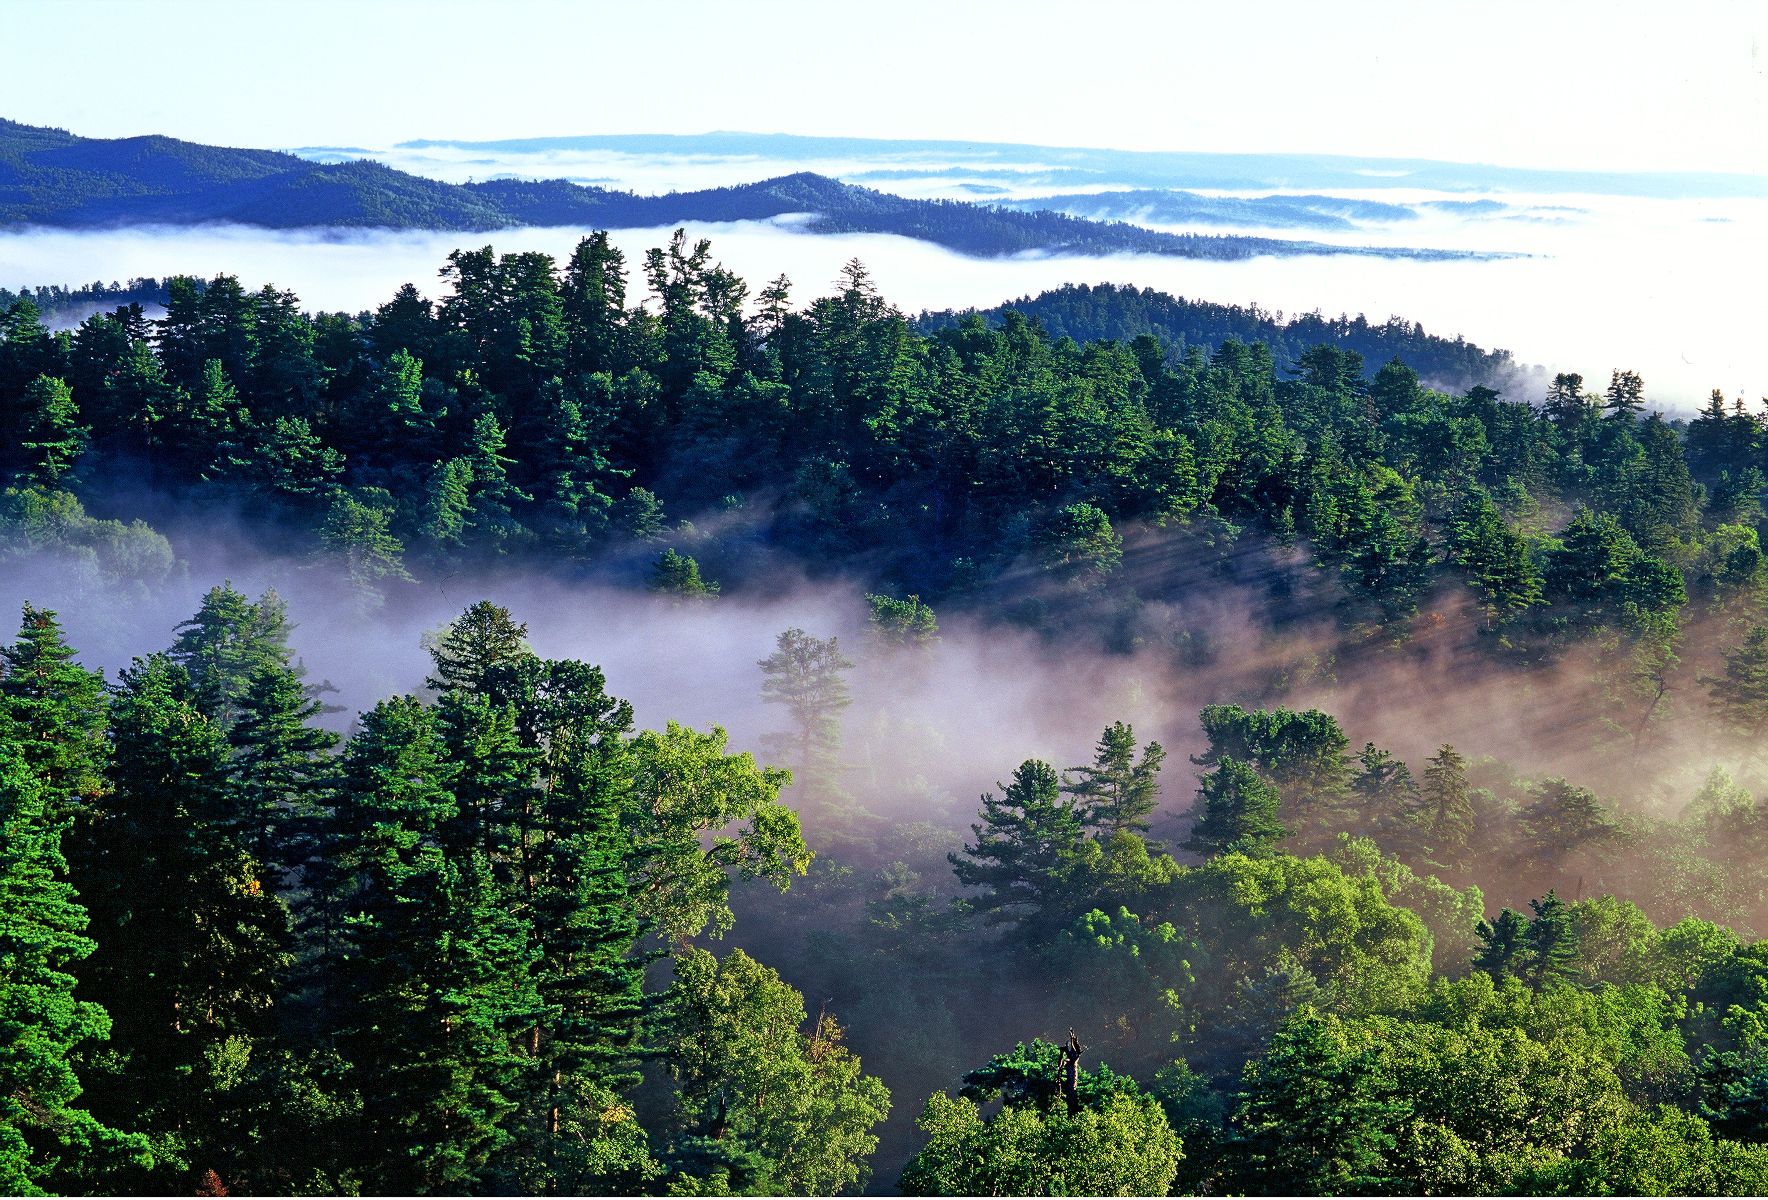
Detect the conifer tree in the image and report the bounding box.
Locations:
[1448,490,1543,627]
[1706,626,1768,746]
[758,628,852,815]
[504,736,650,1194]
[170,360,239,476]
[426,600,531,695]
[167,584,300,730]
[13,375,87,489]
[0,605,108,818]
[72,655,291,1191]
[1473,907,1529,979]
[1603,369,1646,419]
[1350,742,1421,845]
[462,412,529,550]
[415,458,469,552]
[1184,758,1287,858]
[229,663,338,883]
[1064,721,1166,838]
[951,759,1090,937]
[649,548,720,601]
[332,696,538,1194]
[1523,889,1580,986]
[563,232,629,376]
[0,746,150,1194]
[1417,744,1475,868]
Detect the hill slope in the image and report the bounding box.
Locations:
[916,281,1545,395]
[0,119,1494,261]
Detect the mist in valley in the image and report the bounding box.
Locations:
[3,493,1752,859]
[4,184,1765,409]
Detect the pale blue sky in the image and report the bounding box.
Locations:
[3,0,1763,173]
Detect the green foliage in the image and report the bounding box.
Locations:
[1064,721,1166,838]
[1185,757,1286,858]
[757,627,851,819]
[0,744,150,1194]
[900,1089,1180,1196]
[318,488,412,601]
[331,695,537,1194]
[0,604,108,816]
[649,547,719,600]
[864,592,938,648]
[951,759,1096,938]
[625,720,807,941]
[1707,625,1768,746]
[1234,1008,1408,1194]
[12,376,87,490]
[1040,502,1123,586]
[425,600,531,694]
[660,948,890,1196]
[71,653,292,1191]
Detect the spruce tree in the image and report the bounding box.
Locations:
[0,605,108,818]
[332,696,538,1194]
[0,746,149,1194]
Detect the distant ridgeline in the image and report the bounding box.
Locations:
[0,118,1486,261]
[918,282,1546,396]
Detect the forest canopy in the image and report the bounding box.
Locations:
[5,228,1768,1195]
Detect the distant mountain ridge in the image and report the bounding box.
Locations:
[374,130,1768,199]
[0,119,1497,261]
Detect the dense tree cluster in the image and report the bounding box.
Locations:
[8,233,1768,1194]
[917,281,1540,397]
[0,596,889,1195]
[12,593,1768,1193]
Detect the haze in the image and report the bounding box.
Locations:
[4,1,1762,176]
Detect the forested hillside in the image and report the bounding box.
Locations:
[0,119,1487,261]
[918,281,1545,395]
[7,228,1768,1194]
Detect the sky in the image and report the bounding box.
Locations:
[3,0,1763,175]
